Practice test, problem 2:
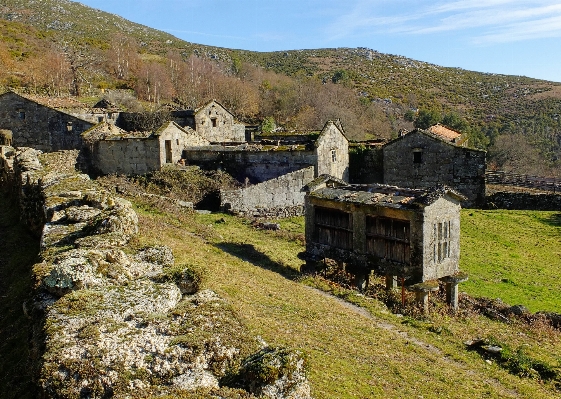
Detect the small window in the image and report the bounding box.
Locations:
[67,122,73,132]
[176,139,179,145]
[18,111,25,120]
[413,151,422,164]
[211,117,218,127]
[434,221,451,263]
[331,149,337,162]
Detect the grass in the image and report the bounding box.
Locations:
[461,209,561,312]
[0,193,40,399]
[130,197,561,398]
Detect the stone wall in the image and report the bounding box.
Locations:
[383,130,486,207]
[90,137,161,175]
[184,146,317,183]
[0,147,311,398]
[0,92,94,152]
[220,166,315,217]
[485,191,561,210]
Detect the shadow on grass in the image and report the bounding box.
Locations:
[216,242,300,280]
[544,213,561,228]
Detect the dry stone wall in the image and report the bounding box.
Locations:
[0,147,312,399]
[220,166,315,217]
[90,138,161,175]
[485,191,561,210]
[185,146,317,183]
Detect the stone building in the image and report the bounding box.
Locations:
[0,91,95,152]
[117,100,247,143]
[184,120,349,183]
[83,121,206,175]
[187,120,349,216]
[383,128,486,207]
[301,176,467,310]
[193,100,247,143]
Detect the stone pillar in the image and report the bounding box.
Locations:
[385,274,398,290]
[441,273,468,311]
[415,290,430,313]
[409,281,439,313]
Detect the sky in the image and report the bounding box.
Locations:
[77,0,561,83]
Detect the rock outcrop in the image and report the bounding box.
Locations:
[0,147,313,398]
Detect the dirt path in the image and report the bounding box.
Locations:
[309,287,442,354]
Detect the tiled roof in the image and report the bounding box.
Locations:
[428,124,462,141]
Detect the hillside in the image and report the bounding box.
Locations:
[1,0,561,174]
[107,182,561,398]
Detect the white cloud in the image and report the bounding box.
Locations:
[327,0,561,44]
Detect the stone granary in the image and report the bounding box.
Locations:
[300,176,467,311]
[83,121,209,175]
[383,127,486,207]
[0,91,95,152]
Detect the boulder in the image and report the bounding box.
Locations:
[235,346,312,399]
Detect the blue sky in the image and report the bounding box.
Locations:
[77,0,561,83]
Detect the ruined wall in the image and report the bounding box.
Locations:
[383,130,486,206]
[184,146,317,183]
[220,166,315,217]
[0,92,93,152]
[315,122,349,181]
[91,138,160,175]
[194,101,245,142]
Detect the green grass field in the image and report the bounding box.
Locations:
[461,209,561,312]
[131,199,561,398]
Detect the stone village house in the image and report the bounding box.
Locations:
[300,176,468,311]
[0,91,95,152]
[383,126,486,207]
[82,121,210,175]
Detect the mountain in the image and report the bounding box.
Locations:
[1,0,560,175]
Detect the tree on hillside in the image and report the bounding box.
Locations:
[414,109,441,129]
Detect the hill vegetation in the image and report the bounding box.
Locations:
[1,0,561,175]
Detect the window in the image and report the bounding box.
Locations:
[331,149,337,162]
[433,221,451,263]
[67,122,73,132]
[18,111,25,120]
[413,150,422,164]
[211,117,218,127]
[366,216,410,264]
